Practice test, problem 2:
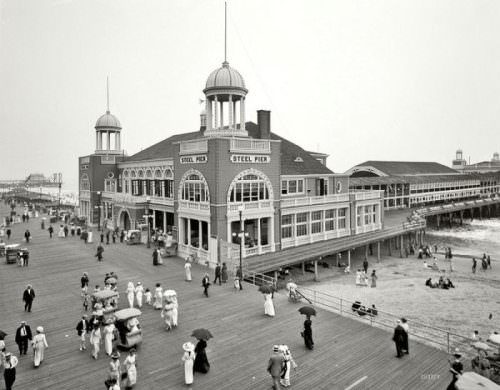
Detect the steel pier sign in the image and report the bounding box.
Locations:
[230,155,270,163]
[180,155,208,164]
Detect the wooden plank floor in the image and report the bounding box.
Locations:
[0,206,454,389]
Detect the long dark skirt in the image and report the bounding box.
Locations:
[303,330,314,350]
[193,340,210,373]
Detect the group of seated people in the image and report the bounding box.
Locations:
[425,276,455,289]
[351,301,378,317]
[423,259,440,270]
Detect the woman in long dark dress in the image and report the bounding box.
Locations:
[193,339,210,373]
[303,316,314,350]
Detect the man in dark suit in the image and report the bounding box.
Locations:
[15,321,32,355]
[22,284,35,312]
[392,320,405,358]
[213,263,222,285]
[267,345,284,390]
[76,314,91,351]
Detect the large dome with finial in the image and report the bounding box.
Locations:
[204,61,247,92]
[95,111,121,129]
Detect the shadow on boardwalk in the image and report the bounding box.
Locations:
[0,210,453,389]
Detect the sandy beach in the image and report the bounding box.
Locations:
[299,249,500,342]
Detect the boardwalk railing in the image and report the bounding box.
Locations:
[244,270,276,287]
[296,286,474,357]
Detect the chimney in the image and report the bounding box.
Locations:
[257,110,271,139]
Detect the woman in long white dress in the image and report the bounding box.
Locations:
[102,319,116,356]
[153,283,163,310]
[161,299,175,331]
[122,348,137,389]
[181,342,195,385]
[279,345,297,387]
[89,322,102,359]
[126,282,135,308]
[135,282,144,308]
[184,260,192,282]
[355,270,362,286]
[32,326,48,367]
[171,295,179,328]
[264,293,275,317]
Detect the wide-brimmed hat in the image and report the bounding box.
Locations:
[183,342,195,352]
[36,326,44,333]
[137,282,142,285]
[273,345,280,352]
[111,352,120,359]
[20,320,27,324]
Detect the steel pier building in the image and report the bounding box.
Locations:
[78,59,384,265]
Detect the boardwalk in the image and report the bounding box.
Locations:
[0,210,454,389]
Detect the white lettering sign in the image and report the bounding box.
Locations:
[230,155,270,164]
[180,155,208,164]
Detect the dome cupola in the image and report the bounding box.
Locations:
[94,78,122,155]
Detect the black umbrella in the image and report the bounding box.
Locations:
[258,284,274,294]
[0,330,7,340]
[298,306,316,317]
[191,328,213,341]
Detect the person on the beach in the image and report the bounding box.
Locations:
[362,258,368,274]
[370,270,377,288]
[472,258,477,273]
[487,255,492,269]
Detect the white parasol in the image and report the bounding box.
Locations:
[456,371,500,390]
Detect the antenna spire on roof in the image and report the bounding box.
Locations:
[224,1,227,64]
[106,76,110,114]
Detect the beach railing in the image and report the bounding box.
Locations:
[296,286,473,356]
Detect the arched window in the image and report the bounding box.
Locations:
[179,170,209,202]
[80,173,90,191]
[227,169,273,203]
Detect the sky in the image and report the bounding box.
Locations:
[1,0,500,192]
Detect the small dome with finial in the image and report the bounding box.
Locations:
[95,110,121,130]
[205,61,247,92]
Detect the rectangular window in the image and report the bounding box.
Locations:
[311,210,322,234]
[296,212,308,236]
[281,214,293,239]
[325,209,336,231]
[338,208,347,229]
[357,206,363,227]
[281,179,305,195]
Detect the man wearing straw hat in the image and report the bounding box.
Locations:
[267,345,285,390]
[3,352,18,390]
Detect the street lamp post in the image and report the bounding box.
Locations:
[232,204,246,290]
[96,191,101,231]
[145,196,151,249]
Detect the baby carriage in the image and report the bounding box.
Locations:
[287,282,301,303]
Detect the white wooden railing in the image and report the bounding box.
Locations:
[230,138,271,153]
[354,191,384,201]
[280,194,349,208]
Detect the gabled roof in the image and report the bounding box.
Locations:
[347,161,458,177]
[245,122,333,175]
[124,122,333,176]
[124,131,200,162]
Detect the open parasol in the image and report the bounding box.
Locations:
[163,289,177,298]
[191,328,213,340]
[298,306,317,316]
[286,282,298,291]
[258,285,274,294]
[489,333,500,345]
[106,277,117,285]
[114,308,142,321]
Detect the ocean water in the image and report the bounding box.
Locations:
[426,218,500,258]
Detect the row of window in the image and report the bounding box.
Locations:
[281,179,304,195]
[229,174,270,202]
[128,179,174,198]
[281,208,348,239]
